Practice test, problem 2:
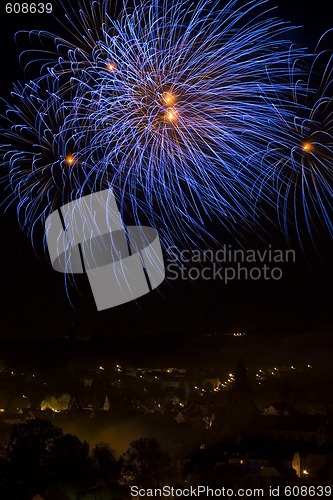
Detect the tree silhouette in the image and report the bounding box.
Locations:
[120,437,173,488]
[9,418,62,481]
[7,418,93,495]
[40,393,71,412]
[91,442,119,486]
[52,433,92,487]
[8,418,63,496]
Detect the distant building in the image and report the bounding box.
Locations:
[292,452,301,477]
[264,402,294,416]
[103,395,110,411]
[249,414,328,445]
[206,358,258,444]
[31,488,71,500]
[227,358,258,435]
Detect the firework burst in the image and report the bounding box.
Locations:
[1,0,308,252]
[255,33,333,242]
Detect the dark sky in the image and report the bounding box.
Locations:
[0,0,332,340]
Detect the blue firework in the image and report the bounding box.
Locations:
[1,81,84,239]
[1,0,307,251]
[255,34,333,242]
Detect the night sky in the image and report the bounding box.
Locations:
[0,0,332,341]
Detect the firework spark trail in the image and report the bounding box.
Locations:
[63,0,307,232]
[254,32,333,242]
[1,0,310,256]
[1,81,80,241]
